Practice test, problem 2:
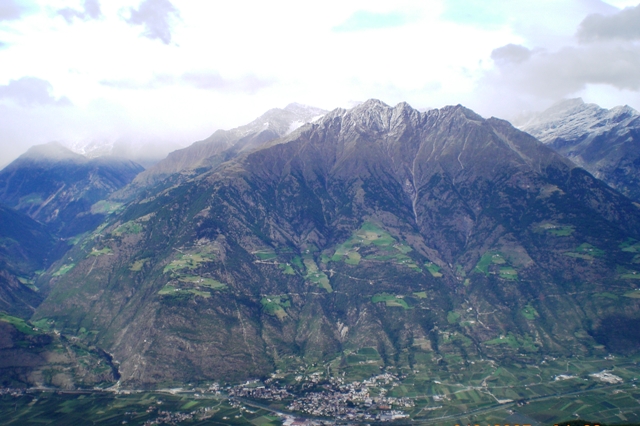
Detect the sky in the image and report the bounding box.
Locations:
[1,0,640,165]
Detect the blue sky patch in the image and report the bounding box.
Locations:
[333,10,411,32]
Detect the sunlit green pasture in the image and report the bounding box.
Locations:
[371,293,410,309]
[303,258,332,292]
[261,295,291,320]
[163,251,215,274]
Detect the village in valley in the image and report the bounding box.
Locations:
[229,372,412,424]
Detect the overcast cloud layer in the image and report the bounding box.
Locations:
[1,0,640,165]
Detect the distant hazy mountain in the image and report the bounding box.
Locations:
[35,100,640,386]
[0,142,144,237]
[519,98,640,202]
[62,139,192,169]
[115,103,326,199]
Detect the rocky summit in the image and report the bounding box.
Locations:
[32,100,640,389]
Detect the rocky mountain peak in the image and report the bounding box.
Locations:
[327,99,423,135]
[283,102,326,117]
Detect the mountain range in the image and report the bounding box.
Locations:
[26,99,640,389]
[519,98,640,202]
[1,97,640,423]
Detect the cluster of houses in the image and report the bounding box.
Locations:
[284,381,412,422]
[142,409,197,425]
[228,372,414,422]
[229,384,292,400]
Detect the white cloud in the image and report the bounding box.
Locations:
[58,0,102,24]
[0,76,71,106]
[0,0,639,165]
[122,0,179,44]
[577,3,640,41]
[470,2,640,118]
[0,0,30,22]
[100,71,274,94]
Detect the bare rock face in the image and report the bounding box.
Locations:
[34,100,640,387]
[519,98,640,202]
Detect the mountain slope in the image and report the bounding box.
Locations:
[0,142,144,237]
[519,98,640,202]
[34,100,640,387]
[117,103,326,199]
[0,204,60,318]
[0,313,119,389]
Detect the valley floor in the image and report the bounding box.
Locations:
[2,354,640,425]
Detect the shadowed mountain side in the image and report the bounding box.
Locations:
[0,204,61,318]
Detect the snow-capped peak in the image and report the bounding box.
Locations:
[519,98,640,143]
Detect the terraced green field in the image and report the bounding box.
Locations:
[278,263,295,275]
[475,251,506,274]
[112,220,143,236]
[178,276,227,289]
[565,243,606,260]
[158,285,211,298]
[0,312,38,335]
[261,295,291,320]
[163,250,216,274]
[90,200,124,215]
[328,222,422,271]
[447,310,461,324]
[88,247,113,257]
[424,262,442,277]
[129,258,148,271]
[0,391,279,426]
[538,222,575,236]
[53,263,75,276]
[253,249,277,261]
[621,238,640,253]
[303,258,332,292]
[522,303,539,320]
[371,293,411,309]
[623,290,640,299]
[499,266,517,280]
[484,332,538,352]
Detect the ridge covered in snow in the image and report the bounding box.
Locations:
[519,98,640,202]
[519,98,640,144]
